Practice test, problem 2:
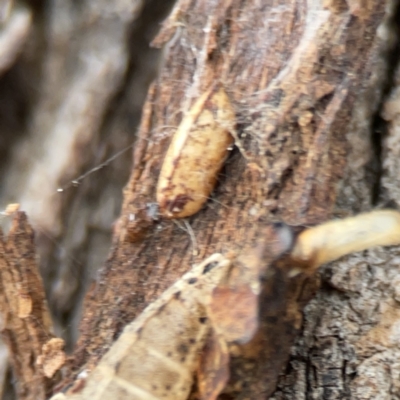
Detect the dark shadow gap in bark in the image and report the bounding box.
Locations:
[370,0,400,206]
[99,0,178,137]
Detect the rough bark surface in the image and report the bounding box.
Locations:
[66,0,398,398]
[0,212,56,400]
[0,0,399,399]
[272,2,400,399]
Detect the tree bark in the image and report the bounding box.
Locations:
[69,0,400,398]
[1,0,400,399]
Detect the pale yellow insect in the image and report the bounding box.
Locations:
[291,210,400,273]
[157,85,235,218]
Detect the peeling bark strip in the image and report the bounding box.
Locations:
[0,212,62,400]
[50,210,400,400]
[157,85,235,218]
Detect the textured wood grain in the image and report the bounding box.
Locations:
[0,212,60,400]
[55,0,391,398]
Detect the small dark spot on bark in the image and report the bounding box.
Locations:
[177,343,189,355]
[267,88,285,106]
[188,277,197,284]
[165,385,171,390]
[60,383,74,394]
[157,303,167,314]
[199,317,207,324]
[167,351,172,357]
[202,261,218,274]
[266,316,278,324]
[174,291,181,300]
[265,149,273,157]
[189,338,195,344]
[180,356,186,362]
[114,361,121,373]
[152,384,158,390]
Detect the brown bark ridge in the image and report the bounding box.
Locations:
[0,211,60,400]
[48,0,400,399]
[272,2,400,400]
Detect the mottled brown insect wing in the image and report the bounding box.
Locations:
[51,254,233,400]
[197,328,230,400]
[207,223,295,344]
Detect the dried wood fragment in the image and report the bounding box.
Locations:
[37,338,66,379]
[0,211,62,400]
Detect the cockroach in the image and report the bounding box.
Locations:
[50,224,293,400]
[50,254,233,400]
[157,85,235,218]
[50,210,400,400]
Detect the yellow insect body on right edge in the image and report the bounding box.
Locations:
[291,210,400,273]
